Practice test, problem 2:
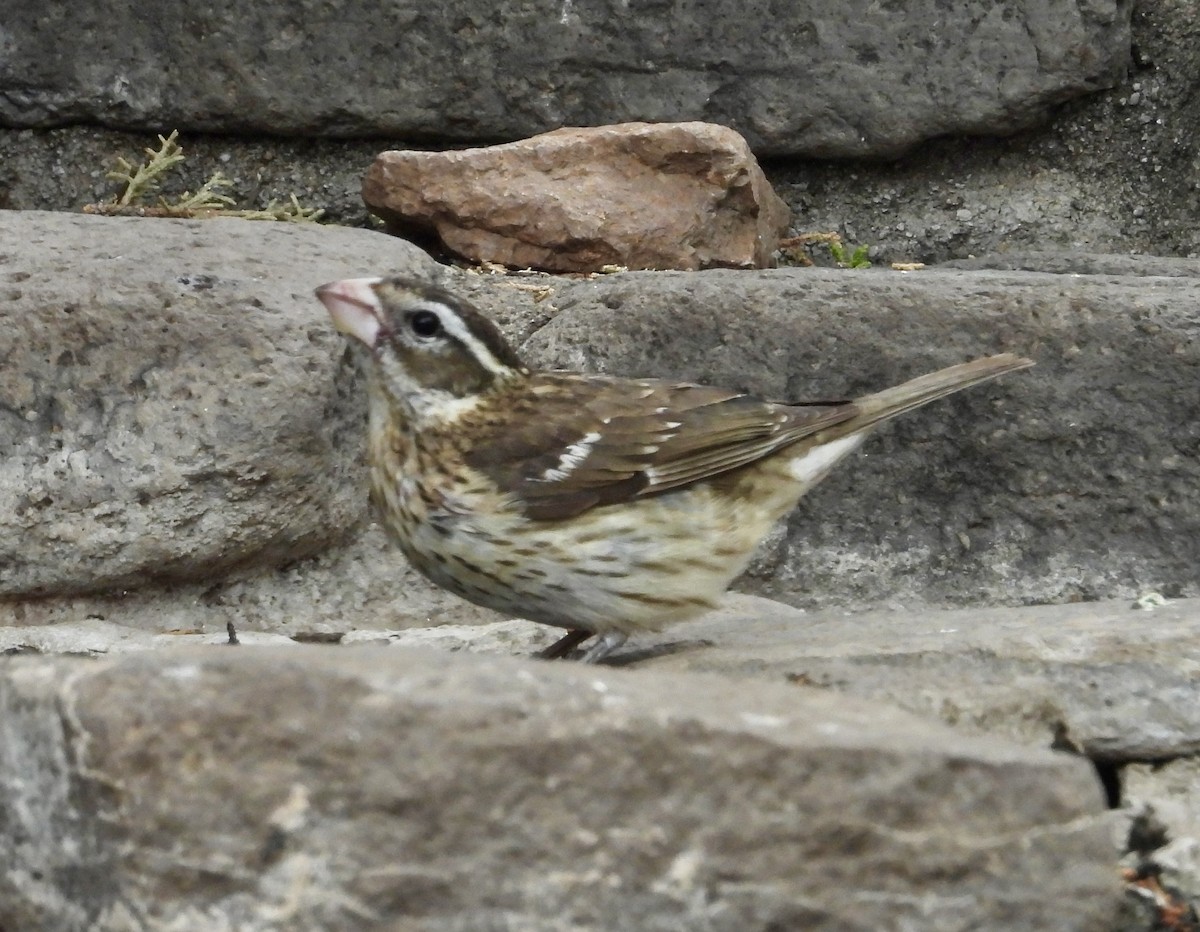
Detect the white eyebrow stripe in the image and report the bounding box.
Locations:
[417,300,513,378]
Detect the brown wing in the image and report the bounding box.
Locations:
[464,373,860,520]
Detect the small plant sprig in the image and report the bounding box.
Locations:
[84,130,324,222]
[229,194,325,223]
[827,238,872,269]
[169,169,238,213]
[777,231,872,269]
[107,130,188,206]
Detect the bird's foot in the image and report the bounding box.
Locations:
[579,632,628,664]
[538,628,594,660]
[537,629,628,663]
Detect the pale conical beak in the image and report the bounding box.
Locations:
[315,277,384,347]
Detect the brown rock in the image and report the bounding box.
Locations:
[363,122,791,272]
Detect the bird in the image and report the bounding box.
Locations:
[316,276,1032,663]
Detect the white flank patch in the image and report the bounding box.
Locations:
[538,431,600,481]
[788,433,865,485]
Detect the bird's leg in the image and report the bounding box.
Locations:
[579,632,628,664]
[538,628,594,660]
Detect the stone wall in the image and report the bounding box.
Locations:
[3,2,1199,928]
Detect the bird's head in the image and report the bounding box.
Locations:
[316,276,529,425]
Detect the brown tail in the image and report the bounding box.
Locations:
[848,353,1033,431]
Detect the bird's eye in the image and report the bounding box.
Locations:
[409,310,442,338]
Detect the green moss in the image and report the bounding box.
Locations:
[777,231,873,269]
[827,238,872,269]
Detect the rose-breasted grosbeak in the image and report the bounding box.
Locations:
[317,276,1032,662]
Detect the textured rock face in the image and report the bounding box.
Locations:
[635,594,1200,765]
[7,593,1195,767]
[4,210,1198,617]
[0,1,1131,157]
[0,647,1118,931]
[363,122,791,272]
[0,211,436,596]
[3,209,1195,926]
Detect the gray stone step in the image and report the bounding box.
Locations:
[3,211,1197,625]
[0,646,1118,931]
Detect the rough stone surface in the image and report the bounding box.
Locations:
[0,522,509,636]
[0,3,1195,265]
[0,1,1131,158]
[363,123,790,272]
[1124,759,1200,863]
[3,2,1196,925]
[0,210,436,596]
[0,595,541,655]
[0,647,1118,931]
[626,594,1200,765]
[11,592,1197,766]
[522,267,1200,610]
[941,252,1200,277]
[6,220,1200,626]
[773,0,1200,264]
